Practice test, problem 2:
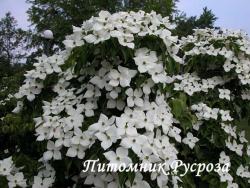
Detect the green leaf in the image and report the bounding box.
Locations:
[118,171,128,188]
[127,171,135,185]
[181,173,196,188]
[171,98,186,118]
[170,93,195,131]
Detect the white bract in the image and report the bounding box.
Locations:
[104,147,132,167]
[125,88,144,107]
[182,132,199,149]
[218,89,231,100]
[109,66,137,87]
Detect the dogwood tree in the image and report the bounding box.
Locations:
[1,10,250,187]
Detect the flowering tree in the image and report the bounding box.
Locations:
[1,11,250,188]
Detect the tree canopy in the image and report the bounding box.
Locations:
[174,7,217,36]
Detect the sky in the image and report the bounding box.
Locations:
[0,0,30,28]
[177,0,250,34]
[0,0,250,34]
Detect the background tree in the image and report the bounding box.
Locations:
[174,7,217,36]
[0,14,38,187]
[0,13,31,123]
[0,12,31,64]
[122,0,177,16]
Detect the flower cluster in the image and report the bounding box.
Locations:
[14,54,66,101]
[0,157,26,188]
[0,94,14,106]
[32,164,55,188]
[174,73,224,96]
[8,10,250,188]
[191,103,233,122]
[181,28,250,85]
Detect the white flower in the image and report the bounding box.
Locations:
[120,107,137,122]
[193,121,203,131]
[135,110,155,131]
[44,61,61,74]
[43,115,60,128]
[84,172,105,187]
[43,141,62,161]
[155,136,178,161]
[139,146,160,164]
[83,84,101,98]
[108,87,121,99]
[84,34,98,44]
[121,135,147,154]
[148,64,168,83]
[104,147,132,167]
[220,110,233,121]
[64,113,84,131]
[182,132,199,149]
[108,66,137,87]
[0,157,13,176]
[151,170,169,188]
[95,126,118,150]
[71,128,92,147]
[168,126,181,142]
[32,176,54,188]
[219,151,230,166]
[219,89,230,100]
[66,144,85,159]
[241,90,250,100]
[117,33,135,48]
[230,140,243,156]
[89,114,115,132]
[142,78,155,95]
[236,165,250,178]
[83,100,96,117]
[203,107,219,120]
[107,98,125,110]
[217,170,233,182]
[116,117,138,136]
[125,88,144,107]
[134,48,157,73]
[223,60,235,72]
[55,131,73,147]
[90,67,109,89]
[42,100,64,116]
[52,81,69,97]
[227,182,238,188]
[125,173,150,188]
[247,145,250,156]
[238,131,248,143]
[7,172,27,188]
[12,101,23,113]
[37,163,55,180]
[153,107,173,133]
[63,32,84,49]
[221,123,237,138]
